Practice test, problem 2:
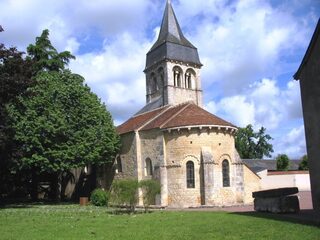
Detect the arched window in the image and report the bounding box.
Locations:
[116,156,122,173]
[185,72,191,89]
[145,158,153,176]
[186,161,195,188]
[173,66,182,87]
[222,160,230,187]
[185,69,196,89]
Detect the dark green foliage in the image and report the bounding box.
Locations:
[276,154,290,171]
[6,70,120,173]
[299,155,308,170]
[139,179,161,212]
[90,188,109,206]
[27,29,75,74]
[110,179,139,213]
[235,124,274,159]
[0,43,34,197]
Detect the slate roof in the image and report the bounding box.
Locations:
[243,159,303,173]
[117,102,236,135]
[294,18,320,80]
[145,1,202,69]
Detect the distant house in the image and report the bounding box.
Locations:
[243,159,310,191]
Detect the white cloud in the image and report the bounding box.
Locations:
[206,78,302,129]
[273,125,306,159]
[69,32,153,121]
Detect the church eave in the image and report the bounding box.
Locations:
[144,57,203,72]
[161,125,238,133]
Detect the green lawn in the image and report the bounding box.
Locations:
[0,204,319,240]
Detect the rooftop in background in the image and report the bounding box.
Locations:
[243,159,303,173]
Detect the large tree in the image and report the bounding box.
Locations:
[2,29,120,200]
[235,124,274,159]
[6,70,120,200]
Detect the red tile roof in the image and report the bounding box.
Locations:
[160,103,236,129]
[117,102,236,135]
[117,107,168,135]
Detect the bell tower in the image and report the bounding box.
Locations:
[143,0,203,112]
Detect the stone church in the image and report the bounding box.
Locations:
[101,1,260,208]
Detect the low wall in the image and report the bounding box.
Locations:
[258,170,310,191]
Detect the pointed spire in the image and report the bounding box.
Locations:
[150,0,195,51]
[146,1,202,69]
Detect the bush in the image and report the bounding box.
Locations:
[139,179,161,212]
[276,154,290,171]
[90,188,109,206]
[299,155,308,170]
[110,179,139,213]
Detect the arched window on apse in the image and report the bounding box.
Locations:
[145,158,153,176]
[186,161,195,188]
[222,160,230,187]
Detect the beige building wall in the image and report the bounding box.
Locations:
[258,170,311,191]
[243,165,261,204]
[163,128,243,207]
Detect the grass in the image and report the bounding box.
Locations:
[0,204,319,240]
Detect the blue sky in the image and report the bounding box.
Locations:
[1,0,319,159]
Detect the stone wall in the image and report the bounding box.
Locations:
[163,128,244,207]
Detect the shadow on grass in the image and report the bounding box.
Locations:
[230,209,320,227]
[0,199,76,210]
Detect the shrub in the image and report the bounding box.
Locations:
[139,179,161,213]
[110,179,139,213]
[276,154,290,171]
[299,155,308,170]
[90,188,109,206]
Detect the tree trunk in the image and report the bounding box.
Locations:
[50,172,62,202]
[30,169,38,201]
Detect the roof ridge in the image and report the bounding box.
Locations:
[136,106,173,132]
[159,103,191,128]
[134,104,168,118]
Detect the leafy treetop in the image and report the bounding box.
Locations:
[27,29,75,74]
[235,124,274,159]
[276,154,290,171]
[6,70,120,173]
[299,155,308,170]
